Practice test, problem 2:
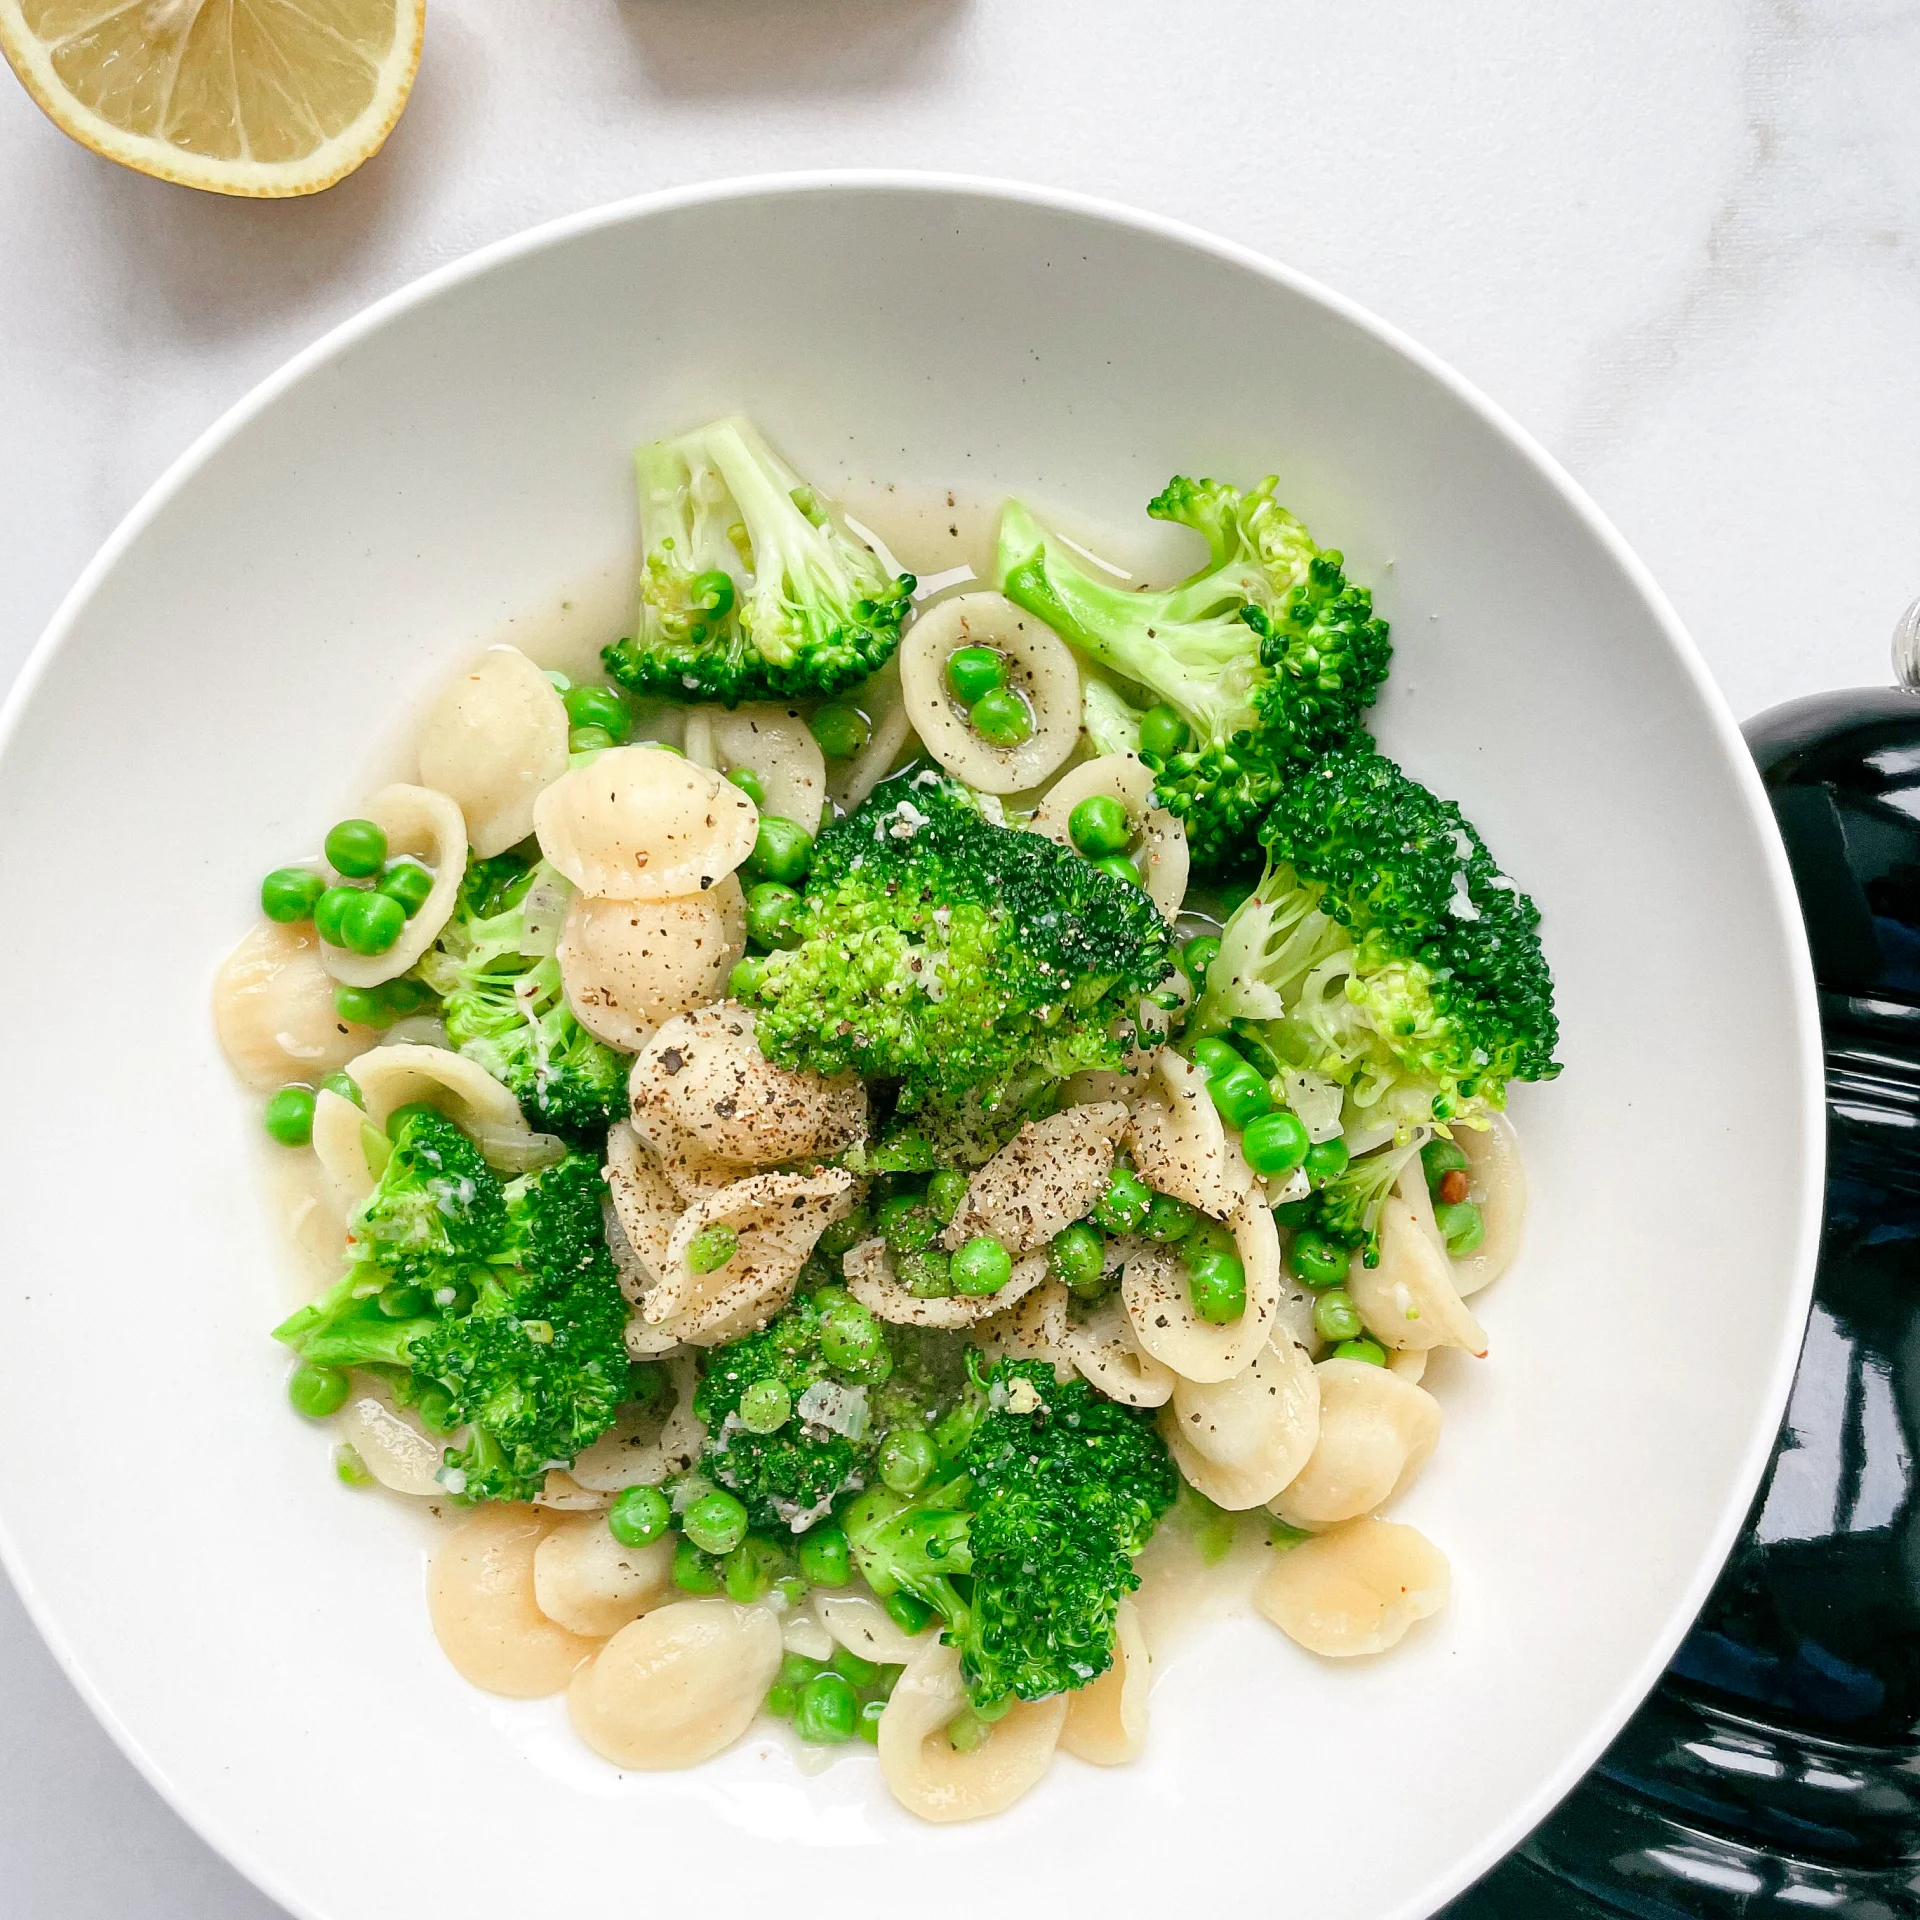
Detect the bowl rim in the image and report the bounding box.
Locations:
[0,169,1826,1920]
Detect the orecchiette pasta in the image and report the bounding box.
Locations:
[827,656,914,814]
[628,1003,866,1168]
[415,647,570,858]
[532,1517,675,1639]
[973,1279,1076,1376]
[557,879,746,1053]
[426,1505,600,1697]
[1031,754,1190,923]
[815,1593,928,1667]
[567,1600,783,1770]
[1255,1517,1450,1658]
[684,704,827,834]
[569,1356,706,1490]
[348,1044,564,1171]
[900,593,1081,793]
[1267,1358,1442,1529]
[1053,1289,1176,1408]
[212,918,374,1089]
[322,785,467,989]
[1126,1050,1255,1221]
[1059,1599,1150,1766]
[1449,1112,1527,1297]
[639,1168,858,1346]
[534,748,758,899]
[602,1120,681,1293]
[1387,1347,1429,1384]
[337,1394,443,1496]
[941,1102,1130,1256]
[1348,1197,1489,1357]
[877,1637,1068,1823]
[844,1239,1050,1329]
[1161,1333,1320,1510]
[1122,1198,1281,1383]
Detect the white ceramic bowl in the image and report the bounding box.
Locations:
[0,175,1821,1920]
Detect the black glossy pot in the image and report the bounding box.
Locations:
[1446,624,1920,1919]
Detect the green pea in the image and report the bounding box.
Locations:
[764,1681,799,1719]
[1138,704,1190,759]
[378,1284,431,1320]
[1304,1136,1350,1186]
[729,956,769,1000]
[1049,1222,1107,1295]
[379,975,431,1017]
[794,1671,860,1744]
[879,1427,939,1495]
[1288,1229,1351,1289]
[1436,1200,1486,1256]
[811,704,871,759]
[858,1698,887,1743]
[1069,794,1132,859]
[313,884,361,947]
[968,687,1032,747]
[816,1207,871,1259]
[692,569,736,618]
[945,645,1005,704]
[1333,1337,1388,1366]
[777,1651,824,1691]
[884,1591,934,1635]
[288,1361,349,1419]
[950,1236,1013,1297]
[798,1526,851,1586]
[1190,1036,1274,1129]
[926,1169,970,1224]
[337,887,406,957]
[260,866,326,923]
[1143,1193,1199,1243]
[1094,852,1143,889]
[724,1535,786,1604]
[739,1379,792,1434]
[1092,1167,1153,1234]
[1313,1290,1364,1344]
[686,1224,739,1274]
[873,1129,936,1172]
[1179,934,1220,989]
[818,1294,888,1375]
[673,1537,722,1592]
[334,980,396,1028]
[1186,1217,1237,1260]
[1242,1109,1311,1177]
[376,858,434,917]
[876,1193,939,1254]
[324,818,387,878]
[263,1084,316,1146]
[1185,1247,1247,1323]
[683,1490,750,1555]
[569,724,616,754]
[745,815,814,887]
[830,1644,881,1689]
[746,881,803,951]
[1422,1137,1469,1183]
[1272,1196,1316,1230]
[898,1248,953,1297]
[563,684,630,740]
[333,1444,374,1487]
[726,765,768,806]
[320,1070,363,1107]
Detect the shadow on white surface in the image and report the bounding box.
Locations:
[617,0,969,95]
[0,1573,283,1919]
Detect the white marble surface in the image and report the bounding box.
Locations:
[1,2,1916,1913]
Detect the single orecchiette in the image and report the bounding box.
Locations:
[815,1593,929,1666]
[973,1279,1075,1376]
[844,1238,1050,1329]
[899,592,1080,794]
[1387,1347,1429,1384]
[415,647,570,858]
[212,918,375,1089]
[877,1637,1067,1823]
[639,1168,857,1346]
[1161,1333,1320,1510]
[337,1394,443,1496]
[533,747,758,899]
[570,1355,706,1490]
[1031,755,1190,923]
[427,1505,600,1698]
[1449,1112,1526,1297]
[1122,1197,1280,1383]
[603,1120,681,1292]
[1255,1517,1450,1658]
[1054,1289,1176,1408]
[1348,1197,1489,1357]
[628,1003,866,1168]
[322,785,467,989]
[941,1102,1130,1256]
[532,1517,675,1639]
[1126,1050,1255,1221]
[354,1043,563,1167]
[1268,1358,1442,1529]
[1060,1599,1150,1765]
[828,657,914,814]
[685,703,827,835]
[557,879,746,1053]
[567,1599,783,1770]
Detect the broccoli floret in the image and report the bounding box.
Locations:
[998,478,1391,875]
[602,416,915,706]
[1190,746,1560,1136]
[844,1359,1178,1706]
[421,851,630,1140]
[693,1294,888,1531]
[351,1107,506,1283]
[1308,1136,1426,1263]
[747,771,1173,1116]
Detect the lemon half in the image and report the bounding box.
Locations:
[0,0,425,198]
